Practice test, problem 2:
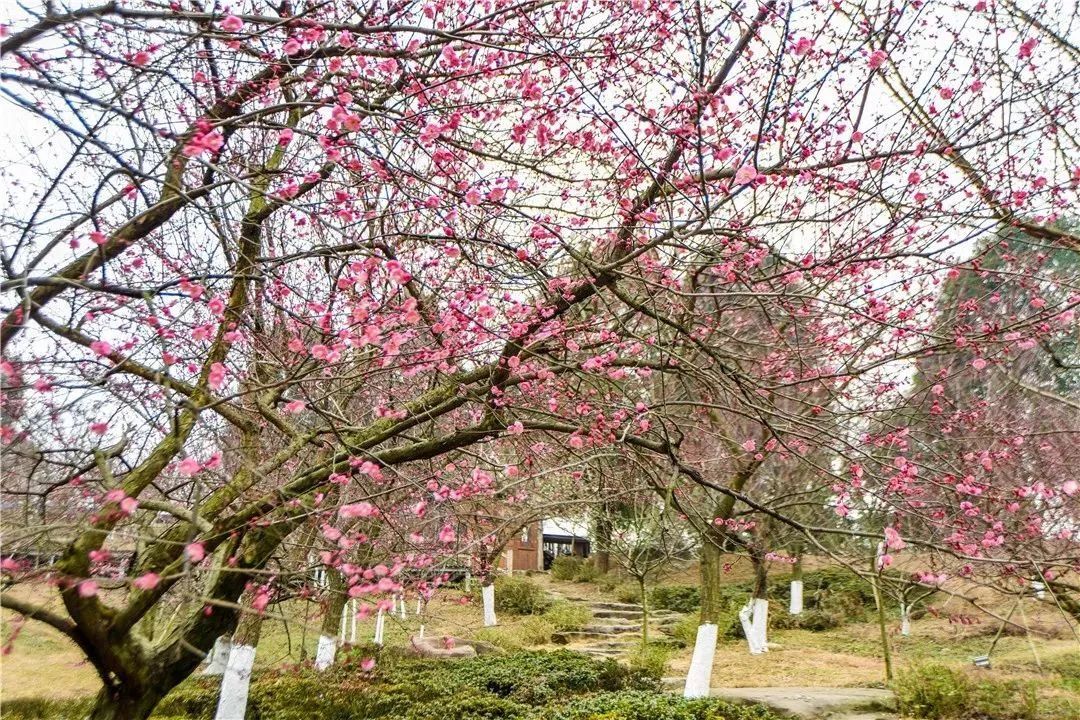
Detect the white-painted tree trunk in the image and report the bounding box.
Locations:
[683,623,718,698]
[349,599,357,644]
[1032,581,1046,600]
[398,594,407,620]
[203,636,232,676]
[752,598,769,653]
[738,603,757,654]
[373,609,385,645]
[482,583,497,626]
[899,602,911,637]
[789,580,803,615]
[314,634,337,671]
[213,644,256,720]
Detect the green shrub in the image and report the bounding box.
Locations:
[893,662,1079,720]
[550,556,602,583]
[650,584,700,613]
[769,607,842,632]
[894,663,972,719]
[477,575,552,615]
[541,690,783,720]
[3,651,777,720]
[551,556,585,581]
[615,583,642,604]
[626,642,674,687]
[543,600,592,631]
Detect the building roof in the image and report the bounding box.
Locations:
[542,517,590,539]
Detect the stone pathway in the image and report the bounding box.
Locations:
[546,585,898,720]
[548,594,682,659]
[700,686,896,720]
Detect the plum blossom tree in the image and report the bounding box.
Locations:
[2,0,1079,717]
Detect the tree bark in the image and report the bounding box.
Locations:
[88,686,167,720]
[699,534,723,624]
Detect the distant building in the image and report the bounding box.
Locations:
[497,517,593,572]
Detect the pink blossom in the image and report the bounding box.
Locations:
[89,422,109,435]
[360,657,376,672]
[208,362,227,390]
[207,296,226,316]
[178,457,201,476]
[119,497,138,514]
[971,357,987,371]
[77,580,99,597]
[741,439,756,452]
[252,591,270,613]
[283,400,306,414]
[340,502,379,518]
[90,340,112,357]
[219,15,244,32]
[185,543,206,563]
[868,49,888,69]
[133,573,161,590]
[884,527,906,551]
[1018,38,1038,59]
[1063,480,1079,497]
[283,38,302,56]
[438,524,457,543]
[507,421,524,435]
[734,165,759,185]
[89,231,108,246]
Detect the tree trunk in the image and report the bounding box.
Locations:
[594,512,612,575]
[316,567,347,670]
[699,535,723,624]
[638,576,649,645]
[685,533,722,699]
[214,590,265,720]
[748,544,768,654]
[789,555,804,615]
[88,686,167,720]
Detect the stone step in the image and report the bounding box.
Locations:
[589,601,643,611]
[593,608,644,620]
[552,629,641,643]
[582,623,641,633]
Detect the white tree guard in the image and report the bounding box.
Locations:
[314,634,337,671]
[349,599,357,643]
[203,636,232,676]
[751,598,769,653]
[482,583,498,627]
[683,623,718,698]
[900,603,911,636]
[1032,580,1046,600]
[213,644,256,720]
[789,580,803,615]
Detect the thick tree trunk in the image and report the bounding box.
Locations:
[88,686,168,720]
[685,533,722,699]
[214,592,264,720]
[315,567,347,670]
[748,544,768,654]
[699,536,723,624]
